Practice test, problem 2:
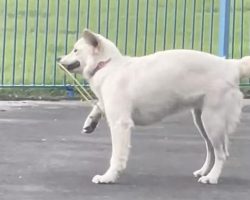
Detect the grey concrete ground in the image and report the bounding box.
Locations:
[0,101,250,200]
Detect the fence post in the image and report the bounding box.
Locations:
[218,0,230,58]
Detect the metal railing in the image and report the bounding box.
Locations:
[0,0,250,88]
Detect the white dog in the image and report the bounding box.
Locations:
[58,29,250,185]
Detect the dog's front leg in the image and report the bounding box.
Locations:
[92,120,132,184]
[82,104,102,134]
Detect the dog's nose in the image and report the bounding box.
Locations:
[56,56,62,62]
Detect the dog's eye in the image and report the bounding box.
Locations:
[74,49,78,53]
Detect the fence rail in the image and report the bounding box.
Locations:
[0,0,250,88]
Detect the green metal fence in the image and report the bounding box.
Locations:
[0,0,250,88]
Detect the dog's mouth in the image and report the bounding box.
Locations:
[63,61,80,71]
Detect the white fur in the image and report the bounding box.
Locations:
[59,29,250,185]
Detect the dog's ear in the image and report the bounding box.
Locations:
[82,29,99,49]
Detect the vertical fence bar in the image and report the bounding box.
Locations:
[53,0,60,85]
[106,0,110,37]
[163,0,168,50]
[12,0,18,85]
[84,0,90,86]
[1,0,7,85]
[22,0,29,85]
[240,0,244,57]
[209,0,214,53]
[231,0,235,57]
[218,0,230,58]
[75,0,81,80]
[86,0,90,28]
[191,0,196,49]
[63,0,70,85]
[182,0,187,48]
[64,0,69,51]
[144,0,149,55]
[153,0,158,52]
[43,0,49,85]
[76,0,80,39]
[124,0,129,54]
[115,0,120,46]
[173,0,177,48]
[98,0,101,33]
[200,0,205,51]
[33,0,39,85]
[134,0,139,56]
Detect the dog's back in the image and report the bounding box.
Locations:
[104,50,241,124]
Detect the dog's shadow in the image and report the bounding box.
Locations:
[120,173,250,191]
[219,176,250,186]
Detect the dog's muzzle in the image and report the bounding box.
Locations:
[65,61,80,71]
[57,57,80,71]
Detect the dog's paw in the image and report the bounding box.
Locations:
[193,169,206,178]
[92,170,119,184]
[92,173,118,184]
[198,175,218,184]
[81,121,98,134]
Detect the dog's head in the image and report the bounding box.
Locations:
[58,29,121,79]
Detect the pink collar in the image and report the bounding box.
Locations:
[91,58,111,77]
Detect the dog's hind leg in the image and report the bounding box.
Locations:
[197,109,227,184]
[198,90,242,184]
[192,109,215,178]
[92,118,133,184]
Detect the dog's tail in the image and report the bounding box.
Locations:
[239,56,250,78]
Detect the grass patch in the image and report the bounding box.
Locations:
[0,88,68,100]
[0,86,95,101]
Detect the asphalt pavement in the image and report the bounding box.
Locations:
[0,101,250,200]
